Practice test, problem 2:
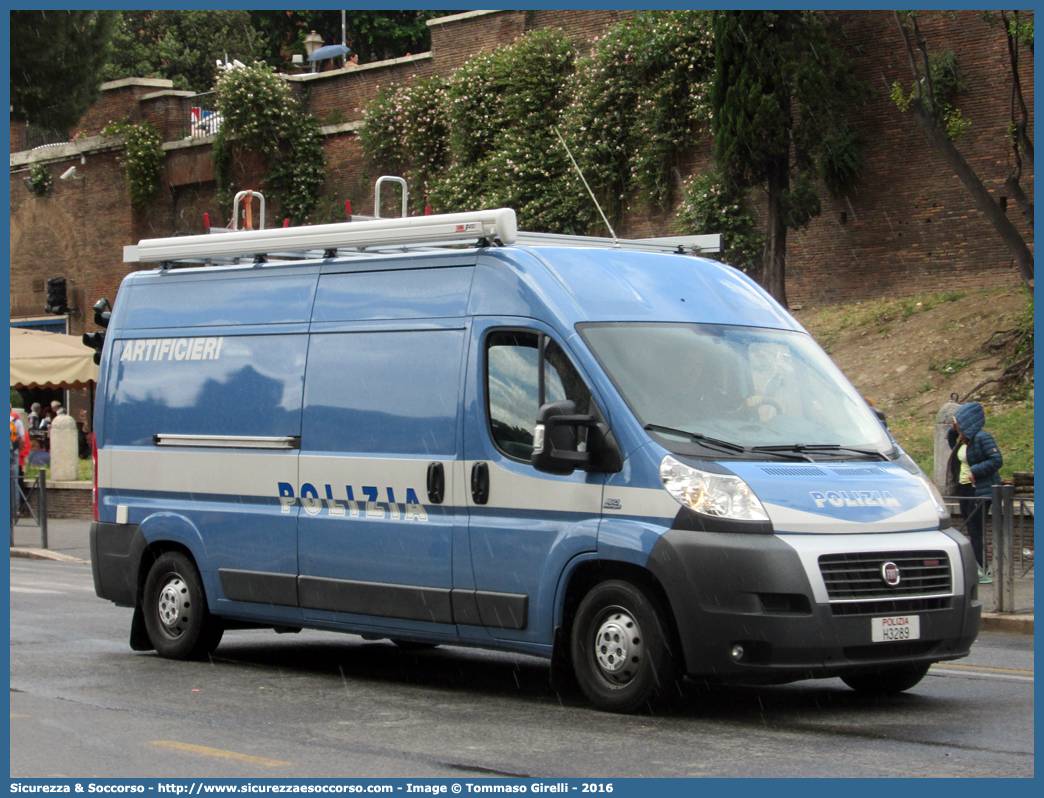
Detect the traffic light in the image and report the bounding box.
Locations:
[45,277,69,315]
[93,297,111,329]
[84,298,111,365]
[82,332,105,365]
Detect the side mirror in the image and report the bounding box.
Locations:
[531,400,622,476]
[871,406,888,428]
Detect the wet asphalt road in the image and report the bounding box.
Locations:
[10,558,1034,778]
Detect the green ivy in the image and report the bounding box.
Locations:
[819,123,865,198]
[363,29,592,232]
[564,11,715,212]
[360,15,715,234]
[891,49,970,142]
[212,62,326,224]
[361,75,449,199]
[27,163,52,197]
[102,119,163,208]
[677,170,764,274]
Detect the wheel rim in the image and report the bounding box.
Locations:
[592,607,643,685]
[156,575,190,638]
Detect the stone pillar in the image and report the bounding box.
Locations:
[934,400,960,491]
[49,414,79,482]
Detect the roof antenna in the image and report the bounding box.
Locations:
[553,126,618,246]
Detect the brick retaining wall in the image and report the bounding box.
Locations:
[10,9,1032,336]
[21,481,93,520]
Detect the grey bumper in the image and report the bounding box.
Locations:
[647,526,981,682]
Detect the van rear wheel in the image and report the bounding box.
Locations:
[571,580,677,713]
[841,663,930,695]
[142,552,223,659]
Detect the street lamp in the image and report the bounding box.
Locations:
[304,30,323,73]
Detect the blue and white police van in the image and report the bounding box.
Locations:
[90,194,980,712]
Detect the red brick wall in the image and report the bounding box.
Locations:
[73,79,175,137]
[526,10,634,48]
[9,10,1033,319]
[429,12,526,73]
[10,147,133,335]
[300,58,437,130]
[10,120,24,152]
[23,483,93,520]
[785,10,1033,306]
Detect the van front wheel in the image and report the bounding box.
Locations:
[142,552,223,659]
[571,580,677,713]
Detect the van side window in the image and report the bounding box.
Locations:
[486,330,591,460]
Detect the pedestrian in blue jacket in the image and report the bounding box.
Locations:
[947,401,1003,583]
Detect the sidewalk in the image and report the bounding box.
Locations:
[10,517,1034,634]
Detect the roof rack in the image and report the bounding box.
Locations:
[125,208,519,265]
[123,181,721,266]
[514,231,720,256]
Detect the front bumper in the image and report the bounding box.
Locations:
[647,527,981,682]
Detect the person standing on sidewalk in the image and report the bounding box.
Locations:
[10,408,30,521]
[947,401,1003,583]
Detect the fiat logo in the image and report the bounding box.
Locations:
[881,562,901,586]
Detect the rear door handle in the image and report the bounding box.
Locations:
[471,462,489,505]
[427,462,445,504]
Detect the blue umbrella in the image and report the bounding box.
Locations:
[307,44,349,62]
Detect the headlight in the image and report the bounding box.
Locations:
[918,475,949,519]
[659,455,769,522]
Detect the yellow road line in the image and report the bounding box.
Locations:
[10,713,29,719]
[931,663,1033,676]
[151,741,292,767]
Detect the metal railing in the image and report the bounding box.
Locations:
[943,484,1032,614]
[24,123,68,150]
[10,458,47,549]
[181,92,222,139]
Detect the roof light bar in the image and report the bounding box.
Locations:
[125,208,518,263]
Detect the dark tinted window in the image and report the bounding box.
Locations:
[486,331,591,460]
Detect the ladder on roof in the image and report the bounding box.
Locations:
[123,182,722,267]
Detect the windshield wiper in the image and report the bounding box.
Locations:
[643,425,820,462]
[643,424,747,454]
[751,443,886,459]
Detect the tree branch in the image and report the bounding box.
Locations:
[1003,11,1034,166]
[895,11,1034,295]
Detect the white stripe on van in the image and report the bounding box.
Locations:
[763,498,940,535]
[466,460,604,515]
[101,448,297,497]
[601,485,679,519]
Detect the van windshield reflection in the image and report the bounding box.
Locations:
[581,322,891,458]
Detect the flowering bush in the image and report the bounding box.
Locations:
[359,14,716,233]
[677,170,764,274]
[103,120,163,208]
[213,62,326,223]
[27,163,52,197]
[564,11,715,214]
[361,75,450,199]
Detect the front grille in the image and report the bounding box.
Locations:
[819,550,952,602]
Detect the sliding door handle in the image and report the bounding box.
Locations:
[470,461,489,505]
[427,462,445,504]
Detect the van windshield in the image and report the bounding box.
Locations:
[579,323,892,457]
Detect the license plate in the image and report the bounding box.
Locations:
[871,615,920,642]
